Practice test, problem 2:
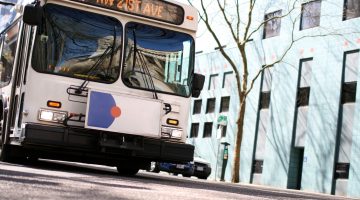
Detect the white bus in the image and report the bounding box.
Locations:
[0,0,204,175]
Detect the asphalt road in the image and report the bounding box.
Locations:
[0,160,352,200]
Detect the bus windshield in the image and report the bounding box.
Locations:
[32,4,122,83]
[122,22,194,97]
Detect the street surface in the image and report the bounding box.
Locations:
[0,160,352,200]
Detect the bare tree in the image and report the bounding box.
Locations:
[187,0,344,182]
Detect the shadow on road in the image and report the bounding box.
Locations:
[0,160,347,200]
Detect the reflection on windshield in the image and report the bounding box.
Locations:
[32,4,122,83]
[122,22,194,97]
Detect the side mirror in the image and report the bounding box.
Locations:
[191,73,205,98]
[23,4,43,26]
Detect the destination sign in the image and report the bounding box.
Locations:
[70,0,184,25]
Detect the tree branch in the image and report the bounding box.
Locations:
[216,0,239,44]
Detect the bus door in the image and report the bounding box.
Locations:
[8,22,33,138]
[0,21,21,142]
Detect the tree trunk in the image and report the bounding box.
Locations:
[231,45,248,183]
[231,92,246,183]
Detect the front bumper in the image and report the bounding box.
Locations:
[159,162,194,175]
[193,163,212,178]
[22,123,194,165]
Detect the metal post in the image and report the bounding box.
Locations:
[220,142,230,181]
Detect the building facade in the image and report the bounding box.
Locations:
[187,0,360,198]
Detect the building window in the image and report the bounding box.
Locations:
[190,123,199,138]
[220,96,230,113]
[293,58,313,147]
[299,60,313,88]
[254,68,273,163]
[261,68,273,92]
[193,100,202,114]
[206,98,216,113]
[297,58,313,107]
[297,87,311,107]
[341,82,357,103]
[334,163,350,179]
[344,50,359,83]
[300,0,321,30]
[341,51,359,104]
[209,74,219,90]
[263,10,282,39]
[335,50,359,172]
[252,160,264,173]
[259,92,271,109]
[222,72,234,88]
[343,0,360,20]
[255,109,269,160]
[203,122,213,138]
[217,125,227,137]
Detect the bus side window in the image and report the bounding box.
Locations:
[0,23,19,87]
[0,35,3,77]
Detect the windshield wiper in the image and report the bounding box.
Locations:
[75,45,112,94]
[132,29,158,99]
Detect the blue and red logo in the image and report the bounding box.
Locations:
[87,91,121,128]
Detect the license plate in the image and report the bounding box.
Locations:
[197,166,204,171]
[176,164,185,169]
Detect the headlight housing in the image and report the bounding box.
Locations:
[38,109,67,123]
[161,126,183,139]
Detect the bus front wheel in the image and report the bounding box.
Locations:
[0,142,11,162]
[116,166,139,176]
[0,107,10,162]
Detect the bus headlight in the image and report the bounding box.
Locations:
[161,126,183,139]
[38,109,67,123]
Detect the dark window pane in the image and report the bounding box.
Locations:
[300,0,321,30]
[190,123,199,138]
[33,4,122,84]
[206,98,216,113]
[297,87,310,107]
[223,72,234,88]
[123,22,194,97]
[252,160,264,173]
[209,74,219,90]
[259,92,271,109]
[193,100,202,114]
[334,163,350,179]
[203,122,213,138]
[220,96,230,112]
[222,126,227,137]
[341,82,357,104]
[344,0,360,20]
[217,125,227,138]
[263,10,282,39]
[1,23,19,87]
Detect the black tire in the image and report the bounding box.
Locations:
[0,108,10,162]
[0,108,25,163]
[182,174,191,178]
[116,166,139,176]
[26,156,39,164]
[0,144,26,163]
[197,176,208,180]
[0,143,11,162]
